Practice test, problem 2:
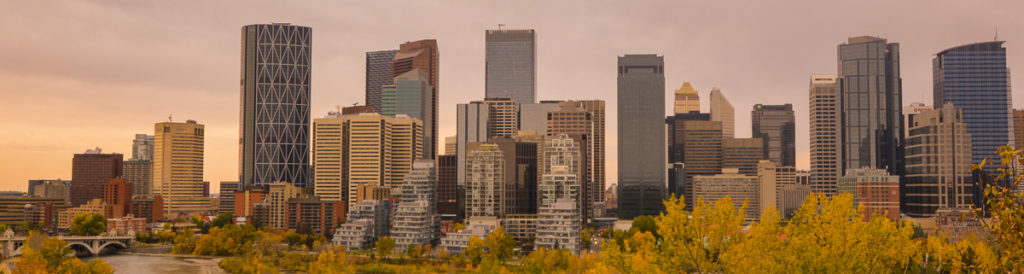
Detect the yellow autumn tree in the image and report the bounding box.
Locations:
[973,146,1024,271]
[655,195,746,272]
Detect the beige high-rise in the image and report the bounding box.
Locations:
[546,101,603,219]
[904,104,973,217]
[485,98,519,139]
[756,160,797,215]
[673,82,700,114]
[709,88,735,138]
[153,120,209,215]
[267,182,305,229]
[312,113,422,209]
[808,74,840,195]
[577,99,606,210]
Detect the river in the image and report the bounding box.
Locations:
[92,254,225,274]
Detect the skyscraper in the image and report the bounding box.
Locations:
[132,134,154,161]
[837,36,903,177]
[904,104,973,217]
[519,101,560,135]
[681,120,724,209]
[466,144,504,218]
[933,41,1012,207]
[809,74,841,195]
[366,49,399,112]
[71,148,122,206]
[437,154,458,216]
[617,54,666,219]
[312,112,423,209]
[456,102,490,194]
[577,99,607,210]
[709,88,735,138]
[382,69,435,159]
[394,39,439,160]
[673,82,700,114]
[752,104,796,166]
[124,159,152,197]
[240,23,312,190]
[154,120,208,215]
[1014,110,1024,153]
[485,29,536,104]
[485,98,520,139]
[546,101,595,219]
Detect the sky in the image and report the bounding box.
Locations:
[2,0,1023,193]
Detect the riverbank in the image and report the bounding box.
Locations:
[95,253,225,274]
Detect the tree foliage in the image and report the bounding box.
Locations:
[484,226,516,261]
[375,236,394,259]
[69,213,105,236]
[14,231,114,273]
[973,145,1024,271]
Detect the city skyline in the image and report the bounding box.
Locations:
[4,1,1024,193]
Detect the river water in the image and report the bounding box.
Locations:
[94,254,225,274]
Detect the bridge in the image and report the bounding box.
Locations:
[0,234,134,257]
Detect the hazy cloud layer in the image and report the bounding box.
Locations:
[2,0,1021,192]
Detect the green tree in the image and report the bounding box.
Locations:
[211,212,234,228]
[69,213,105,236]
[405,244,422,263]
[464,235,486,266]
[629,215,658,238]
[375,236,395,259]
[484,226,516,261]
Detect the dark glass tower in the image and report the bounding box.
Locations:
[485,29,536,104]
[239,23,312,190]
[837,36,903,177]
[366,49,398,112]
[751,104,796,166]
[933,41,1012,207]
[617,54,666,219]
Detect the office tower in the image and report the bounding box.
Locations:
[752,104,796,166]
[903,103,932,139]
[837,36,903,177]
[485,29,536,104]
[479,138,538,215]
[132,134,155,161]
[366,49,399,112]
[577,99,606,211]
[312,113,423,208]
[382,68,435,159]
[681,120,724,209]
[437,155,458,216]
[520,101,560,135]
[709,88,735,138]
[267,182,305,229]
[124,159,152,197]
[466,144,504,218]
[457,102,489,193]
[154,120,209,215]
[102,178,132,218]
[546,101,597,219]
[219,181,238,214]
[390,161,440,249]
[693,168,760,223]
[240,23,312,190]
[617,54,666,219]
[444,136,457,156]
[673,82,700,114]
[29,181,70,203]
[393,39,439,160]
[666,112,711,163]
[839,168,900,221]
[536,199,581,254]
[486,98,520,139]
[1015,110,1024,153]
[933,41,1012,206]
[722,137,766,176]
[904,104,973,217]
[809,74,840,195]
[131,195,164,223]
[71,148,123,206]
[756,160,797,214]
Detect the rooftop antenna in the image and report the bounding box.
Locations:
[168,114,173,122]
[995,26,999,41]
[498,24,505,30]
[336,105,341,113]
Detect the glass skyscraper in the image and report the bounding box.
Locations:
[485,29,536,104]
[366,49,398,112]
[933,41,1012,207]
[617,54,666,219]
[239,23,312,190]
[751,104,796,167]
[837,36,903,177]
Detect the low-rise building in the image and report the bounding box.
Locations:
[501,214,537,243]
[58,199,108,229]
[693,168,760,223]
[839,168,900,221]
[440,222,497,255]
[332,200,387,251]
[536,199,580,254]
[130,195,164,223]
[286,196,344,237]
[107,215,148,235]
